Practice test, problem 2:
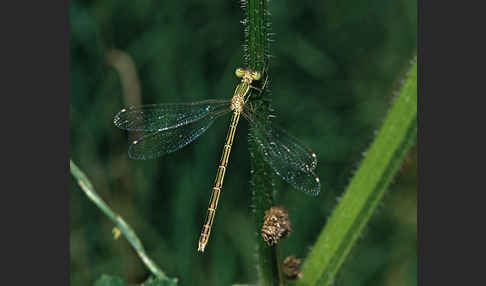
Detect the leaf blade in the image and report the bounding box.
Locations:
[297,60,417,286]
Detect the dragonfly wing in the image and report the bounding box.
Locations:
[128,110,230,159]
[114,99,231,132]
[114,99,232,160]
[244,111,321,196]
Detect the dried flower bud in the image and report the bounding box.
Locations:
[282,256,303,280]
[261,206,292,246]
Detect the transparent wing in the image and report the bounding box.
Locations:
[114,100,232,160]
[114,99,231,132]
[244,111,321,196]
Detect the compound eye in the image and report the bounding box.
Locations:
[251,71,262,80]
[235,68,245,78]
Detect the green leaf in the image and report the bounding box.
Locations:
[94,275,178,286]
[141,276,179,286]
[95,275,125,286]
[296,60,417,286]
[70,160,177,283]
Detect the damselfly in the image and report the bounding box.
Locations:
[114,68,320,252]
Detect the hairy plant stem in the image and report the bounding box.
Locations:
[70,159,177,284]
[243,0,282,285]
[296,60,418,286]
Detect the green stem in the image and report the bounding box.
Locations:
[296,60,417,286]
[248,146,281,286]
[70,159,177,283]
[244,0,270,71]
[243,0,281,285]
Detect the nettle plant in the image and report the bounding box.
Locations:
[70,0,417,285]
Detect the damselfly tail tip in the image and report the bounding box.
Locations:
[198,232,209,252]
[197,242,206,252]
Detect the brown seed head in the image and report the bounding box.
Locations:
[282,256,303,280]
[261,206,292,246]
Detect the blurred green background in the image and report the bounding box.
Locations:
[70,0,417,285]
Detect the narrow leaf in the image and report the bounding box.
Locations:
[297,60,417,286]
[70,160,177,284]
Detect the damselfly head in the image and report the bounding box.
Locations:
[235,68,262,81]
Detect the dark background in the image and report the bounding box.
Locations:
[70,0,417,285]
